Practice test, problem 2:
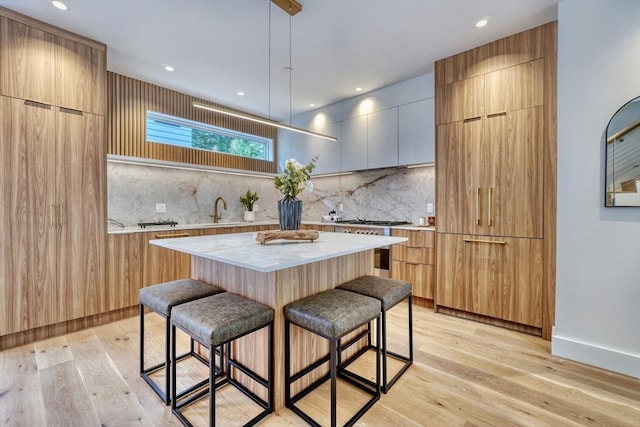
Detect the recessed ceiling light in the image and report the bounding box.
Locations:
[237,91,245,96]
[355,87,363,92]
[164,66,174,72]
[52,1,68,10]
[309,103,316,107]
[476,19,488,28]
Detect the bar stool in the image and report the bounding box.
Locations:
[337,275,413,393]
[170,292,274,427]
[284,288,381,427]
[139,278,225,404]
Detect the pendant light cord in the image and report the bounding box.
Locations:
[289,13,292,127]
[268,1,271,120]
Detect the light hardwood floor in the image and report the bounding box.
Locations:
[0,304,638,426]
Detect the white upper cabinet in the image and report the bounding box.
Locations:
[341,115,368,172]
[290,122,341,175]
[399,98,435,165]
[289,72,435,172]
[367,108,398,169]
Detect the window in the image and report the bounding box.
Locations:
[146,111,273,161]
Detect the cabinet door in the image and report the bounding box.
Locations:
[55,36,106,115]
[291,121,341,175]
[435,75,484,124]
[399,98,435,165]
[0,17,55,105]
[484,59,544,116]
[56,109,106,320]
[484,107,543,238]
[391,261,433,300]
[436,233,543,327]
[367,108,398,169]
[436,119,483,234]
[0,96,57,334]
[106,233,143,310]
[142,231,194,287]
[341,115,367,171]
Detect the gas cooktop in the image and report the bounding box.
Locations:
[334,219,411,226]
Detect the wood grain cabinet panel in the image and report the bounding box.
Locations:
[55,109,106,320]
[0,9,108,342]
[0,16,105,115]
[436,233,542,327]
[0,96,56,335]
[55,36,105,115]
[106,233,143,311]
[0,97,106,333]
[141,230,197,288]
[436,75,484,124]
[435,22,556,337]
[483,107,543,239]
[484,59,544,116]
[0,17,55,105]
[391,229,435,300]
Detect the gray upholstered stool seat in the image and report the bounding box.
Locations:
[284,289,381,427]
[139,278,224,405]
[337,275,413,393]
[170,292,274,427]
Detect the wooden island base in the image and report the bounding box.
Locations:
[192,250,374,410]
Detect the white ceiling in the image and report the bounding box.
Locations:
[0,0,558,122]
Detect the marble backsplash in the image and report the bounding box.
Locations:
[107,161,435,227]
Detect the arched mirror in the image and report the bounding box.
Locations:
[605,96,640,206]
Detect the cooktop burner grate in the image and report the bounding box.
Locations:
[138,220,178,228]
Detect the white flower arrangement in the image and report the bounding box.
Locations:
[274,157,317,200]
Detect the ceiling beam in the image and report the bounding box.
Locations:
[270,0,302,16]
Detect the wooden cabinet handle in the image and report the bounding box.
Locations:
[476,188,481,225]
[487,112,507,118]
[463,238,506,245]
[154,233,190,239]
[488,187,493,226]
[463,116,482,123]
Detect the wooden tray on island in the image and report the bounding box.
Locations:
[256,230,319,244]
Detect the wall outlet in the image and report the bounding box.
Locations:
[155,203,166,213]
[427,203,434,214]
[339,203,344,212]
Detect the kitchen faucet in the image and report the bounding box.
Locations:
[212,196,227,223]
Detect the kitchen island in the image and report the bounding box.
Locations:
[150,230,406,410]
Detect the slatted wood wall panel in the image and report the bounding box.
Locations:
[107,72,277,173]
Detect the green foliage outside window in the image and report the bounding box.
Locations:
[192,130,265,159]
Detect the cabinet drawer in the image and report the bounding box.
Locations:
[391,261,434,300]
[391,229,434,248]
[392,246,434,264]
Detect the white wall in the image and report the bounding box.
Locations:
[554,0,640,378]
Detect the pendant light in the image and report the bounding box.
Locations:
[192,1,336,142]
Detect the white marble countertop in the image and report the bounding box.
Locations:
[108,220,435,235]
[150,231,407,273]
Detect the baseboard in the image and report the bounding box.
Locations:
[552,333,640,379]
[0,306,139,351]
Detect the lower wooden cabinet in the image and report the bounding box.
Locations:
[391,229,435,300]
[436,233,543,327]
[106,233,143,311]
[106,224,279,311]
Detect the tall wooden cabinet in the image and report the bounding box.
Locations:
[0,9,106,338]
[435,23,556,338]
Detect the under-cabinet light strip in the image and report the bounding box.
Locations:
[192,101,338,142]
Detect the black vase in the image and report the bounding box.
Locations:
[278,198,302,230]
